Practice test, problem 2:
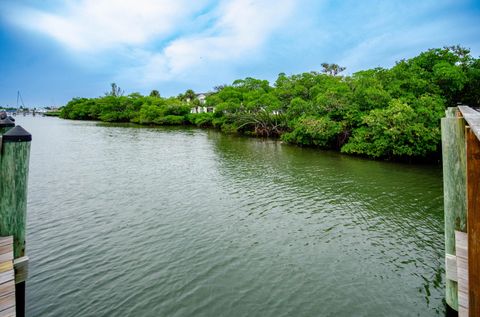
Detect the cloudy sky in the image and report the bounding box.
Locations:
[1,0,479,106]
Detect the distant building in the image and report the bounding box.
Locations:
[196,93,207,105]
[190,105,215,114]
[190,93,215,114]
[272,110,282,115]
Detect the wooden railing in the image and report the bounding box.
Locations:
[442,105,480,317]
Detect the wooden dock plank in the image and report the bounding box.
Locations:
[0,237,15,317]
[0,306,15,317]
[458,257,469,307]
[456,231,469,259]
[446,254,458,282]
[0,262,12,275]
[0,254,13,266]
[0,281,14,298]
[466,127,480,317]
[0,272,13,286]
[456,230,469,315]
[0,246,12,257]
[0,293,15,314]
[0,239,12,248]
[0,307,15,317]
[459,106,480,141]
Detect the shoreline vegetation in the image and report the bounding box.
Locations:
[44,111,61,117]
[60,46,479,161]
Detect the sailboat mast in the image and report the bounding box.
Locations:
[16,91,25,109]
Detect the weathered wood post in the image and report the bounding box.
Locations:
[0,125,32,317]
[0,114,15,135]
[466,127,480,317]
[442,107,467,312]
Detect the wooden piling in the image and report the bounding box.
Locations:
[442,107,467,311]
[0,125,32,317]
[466,127,480,317]
[0,117,15,136]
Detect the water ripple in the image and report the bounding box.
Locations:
[16,117,445,317]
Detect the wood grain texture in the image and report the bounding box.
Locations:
[12,257,28,284]
[442,109,468,310]
[0,237,15,317]
[0,271,13,286]
[0,129,30,317]
[466,127,480,317]
[0,255,12,267]
[0,306,15,317]
[0,262,12,275]
[0,141,31,259]
[0,280,14,298]
[459,106,480,141]
[0,293,15,315]
[446,254,458,282]
[0,246,13,257]
[0,238,12,248]
[456,230,469,314]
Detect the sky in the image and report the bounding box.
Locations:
[0,0,479,107]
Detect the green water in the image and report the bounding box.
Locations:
[18,116,445,316]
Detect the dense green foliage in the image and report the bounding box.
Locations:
[44,111,61,117]
[61,46,480,160]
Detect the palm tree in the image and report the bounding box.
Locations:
[149,90,160,98]
[321,63,346,76]
[183,89,196,102]
[105,83,124,97]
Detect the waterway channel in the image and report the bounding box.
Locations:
[17,116,445,316]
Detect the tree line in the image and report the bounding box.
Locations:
[60,46,480,160]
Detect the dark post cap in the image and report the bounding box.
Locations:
[0,117,15,128]
[2,125,32,142]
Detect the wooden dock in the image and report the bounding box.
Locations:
[442,105,480,317]
[0,237,15,317]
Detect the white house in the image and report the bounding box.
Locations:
[190,105,215,114]
[190,93,215,114]
[196,93,207,104]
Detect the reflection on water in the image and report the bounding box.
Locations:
[18,116,444,316]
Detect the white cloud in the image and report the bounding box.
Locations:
[338,10,480,73]
[3,0,298,87]
[4,0,210,52]
[125,0,297,83]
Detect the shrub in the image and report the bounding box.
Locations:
[281,116,343,148]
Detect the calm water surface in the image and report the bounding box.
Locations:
[17,116,445,316]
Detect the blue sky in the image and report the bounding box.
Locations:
[1,0,479,107]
